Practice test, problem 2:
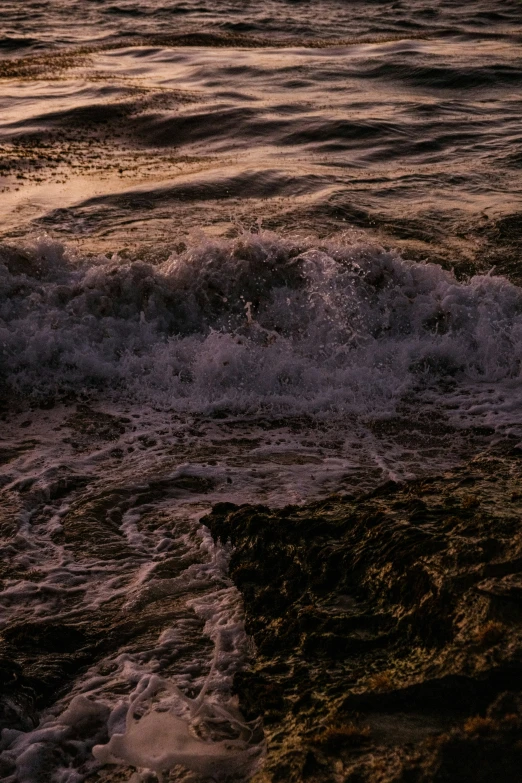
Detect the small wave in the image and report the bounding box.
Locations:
[364,60,522,90]
[104,3,149,16]
[1,0,520,69]
[0,36,43,55]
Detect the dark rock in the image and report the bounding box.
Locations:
[204,452,522,782]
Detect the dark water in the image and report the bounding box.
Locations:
[1,2,522,782]
[3,0,520,52]
[1,0,521,259]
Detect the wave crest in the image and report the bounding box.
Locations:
[1,233,521,426]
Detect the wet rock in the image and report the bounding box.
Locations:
[0,624,99,731]
[205,451,522,782]
[66,405,128,448]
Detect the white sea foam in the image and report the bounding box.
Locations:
[2,233,522,434]
[0,481,261,783]
[92,633,261,781]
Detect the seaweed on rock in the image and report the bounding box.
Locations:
[205,449,522,782]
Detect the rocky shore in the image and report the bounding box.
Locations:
[206,446,522,782]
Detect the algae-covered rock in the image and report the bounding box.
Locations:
[205,450,522,782]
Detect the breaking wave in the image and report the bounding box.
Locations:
[2,233,522,432]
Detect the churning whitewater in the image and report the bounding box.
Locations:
[2,234,522,433]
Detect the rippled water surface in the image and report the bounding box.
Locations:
[1,2,522,782]
[1,1,521,266]
[2,0,519,51]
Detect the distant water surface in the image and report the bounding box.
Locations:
[0,0,520,270]
[3,0,521,53]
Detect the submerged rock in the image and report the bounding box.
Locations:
[205,449,522,782]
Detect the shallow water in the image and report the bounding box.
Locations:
[1,2,522,781]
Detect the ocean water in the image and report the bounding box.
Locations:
[1,1,522,781]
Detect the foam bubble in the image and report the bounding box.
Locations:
[92,638,260,780]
